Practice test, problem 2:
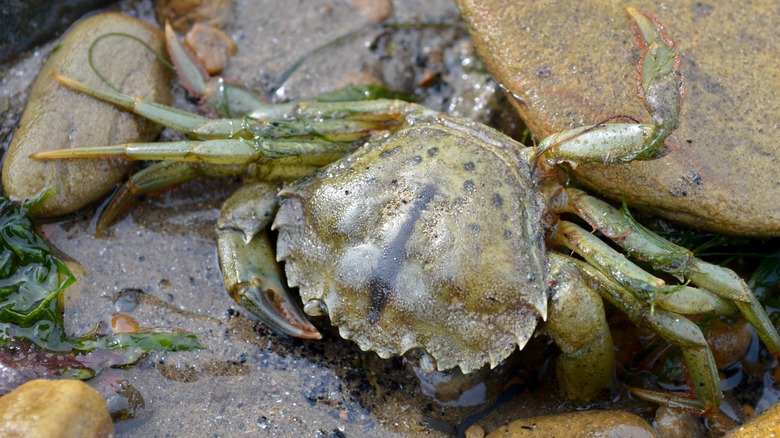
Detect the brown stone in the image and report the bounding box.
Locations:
[351,0,393,23]
[1,13,172,217]
[155,0,234,32]
[184,22,237,75]
[726,402,780,437]
[486,410,658,437]
[0,379,113,437]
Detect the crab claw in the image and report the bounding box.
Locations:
[217,182,321,339]
[218,226,321,339]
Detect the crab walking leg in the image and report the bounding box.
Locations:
[551,220,670,298]
[47,75,433,143]
[34,137,358,165]
[546,253,614,402]
[551,221,739,314]
[95,161,201,235]
[85,142,353,235]
[59,135,351,234]
[550,186,780,355]
[626,7,683,149]
[216,181,320,339]
[164,22,265,118]
[567,256,721,412]
[534,7,683,168]
[534,123,667,167]
[164,21,426,120]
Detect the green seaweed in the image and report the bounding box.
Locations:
[0,191,201,382]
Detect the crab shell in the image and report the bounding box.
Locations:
[273,115,548,373]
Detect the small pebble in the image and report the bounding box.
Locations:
[105,381,146,423]
[704,409,741,436]
[184,22,237,75]
[111,312,140,334]
[155,0,234,32]
[465,424,486,438]
[351,0,393,23]
[654,406,704,438]
[419,70,439,88]
[706,317,752,369]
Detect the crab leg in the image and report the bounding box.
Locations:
[565,255,721,412]
[35,137,357,165]
[550,186,780,355]
[551,220,676,301]
[546,253,614,402]
[95,161,201,235]
[32,76,438,232]
[550,219,748,318]
[53,141,357,236]
[626,6,683,148]
[164,22,417,119]
[32,137,372,239]
[46,75,425,143]
[164,22,266,118]
[533,7,682,169]
[35,76,436,168]
[216,181,320,339]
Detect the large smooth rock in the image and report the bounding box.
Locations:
[2,12,172,217]
[458,0,780,236]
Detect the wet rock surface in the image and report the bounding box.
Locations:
[726,401,780,437]
[457,0,780,236]
[0,379,114,437]
[483,410,659,437]
[1,12,172,216]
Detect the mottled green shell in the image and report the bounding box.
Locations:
[274,115,547,373]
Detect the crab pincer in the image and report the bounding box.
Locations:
[216,182,321,339]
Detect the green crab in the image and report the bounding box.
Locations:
[32,8,780,411]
